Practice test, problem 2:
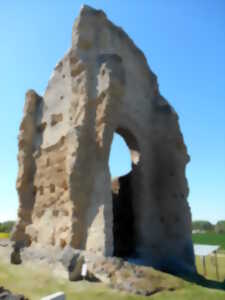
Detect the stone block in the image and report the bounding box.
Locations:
[41,292,65,300]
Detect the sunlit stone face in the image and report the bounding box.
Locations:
[12,5,195,275]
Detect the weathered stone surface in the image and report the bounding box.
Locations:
[0,287,28,300]
[84,254,184,296]
[41,292,65,300]
[12,5,195,274]
[3,245,184,296]
[60,246,84,281]
[10,248,22,265]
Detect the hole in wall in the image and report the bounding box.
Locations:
[109,133,131,179]
[109,131,140,258]
[50,184,55,193]
[39,186,44,196]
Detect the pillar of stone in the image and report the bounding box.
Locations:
[12,5,195,274]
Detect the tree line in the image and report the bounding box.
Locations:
[192,220,225,234]
[0,220,225,234]
[0,221,15,233]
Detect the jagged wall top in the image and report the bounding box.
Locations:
[12,5,194,274]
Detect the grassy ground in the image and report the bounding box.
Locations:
[192,232,225,250]
[0,233,224,298]
[0,260,224,300]
[150,285,225,300]
[0,233,9,239]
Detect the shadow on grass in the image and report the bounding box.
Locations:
[179,272,225,292]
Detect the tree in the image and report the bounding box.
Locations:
[192,220,214,231]
[0,221,15,233]
[215,221,225,234]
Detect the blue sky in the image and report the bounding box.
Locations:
[0,1,224,223]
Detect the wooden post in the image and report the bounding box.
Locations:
[215,251,220,281]
[203,256,207,277]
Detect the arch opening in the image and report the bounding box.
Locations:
[109,133,132,179]
[109,128,140,258]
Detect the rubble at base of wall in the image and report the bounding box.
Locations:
[7,244,185,296]
[0,287,29,300]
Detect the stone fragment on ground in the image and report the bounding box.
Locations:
[10,249,22,265]
[0,239,11,248]
[59,247,183,295]
[41,292,65,300]
[0,287,29,300]
[85,255,183,296]
[1,243,183,296]
[60,246,84,281]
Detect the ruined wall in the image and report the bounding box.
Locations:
[12,5,195,274]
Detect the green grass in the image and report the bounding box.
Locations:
[0,260,160,300]
[150,285,225,300]
[192,232,225,250]
[0,260,224,300]
[0,232,9,239]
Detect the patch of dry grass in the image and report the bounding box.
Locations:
[0,233,9,239]
[0,258,224,300]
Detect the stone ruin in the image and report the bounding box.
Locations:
[11,5,195,274]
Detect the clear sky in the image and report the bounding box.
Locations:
[0,1,224,223]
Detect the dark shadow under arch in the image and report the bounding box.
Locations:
[110,127,140,258]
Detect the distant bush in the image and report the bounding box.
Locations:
[0,221,15,233]
[215,221,225,234]
[192,220,214,231]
